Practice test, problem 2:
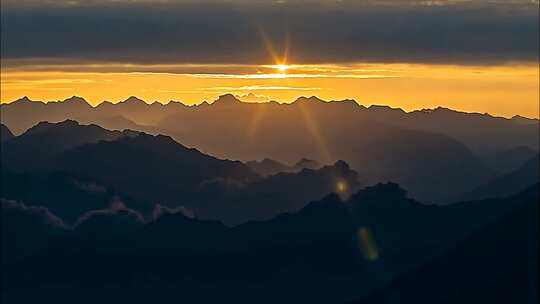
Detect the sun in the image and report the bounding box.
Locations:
[275,64,289,72]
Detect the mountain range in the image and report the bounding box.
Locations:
[3,95,537,203]
[2,181,537,304]
[1,120,362,225]
[1,109,538,303]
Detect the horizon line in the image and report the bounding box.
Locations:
[1,94,538,120]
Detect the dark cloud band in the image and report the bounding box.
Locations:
[1,1,538,65]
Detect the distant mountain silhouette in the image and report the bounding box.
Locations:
[294,158,321,170]
[75,114,161,134]
[194,160,361,225]
[483,145,538,175]
[246,158,295,176]
[370,106,539,154]
[464,154,539,200]
[2,95,537,203]
[54,132,259,207]
[246,158,321,176]
[0,96,179,134]
[511,114,540,125]
[355,189,538,304]
[1,121,367,225]
[0,96,93,134]
[94,96,188,126]
[3,95,536,153]
[2,183,537,304]
[1,123,14,142]
[1,120,139,171]
[156,95,496,203]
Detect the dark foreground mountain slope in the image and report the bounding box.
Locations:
[1,123,15,142]
[0,170,153,224]
[2,184,537,304]
[355,189,539,304]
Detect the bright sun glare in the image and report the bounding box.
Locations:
[275,64,289,72]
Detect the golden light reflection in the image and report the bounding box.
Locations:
[358,227,379,262]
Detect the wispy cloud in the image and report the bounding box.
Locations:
[185,73,399,79]
[202,85,323,91]
[2,78,94,85]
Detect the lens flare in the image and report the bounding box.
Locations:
[336,180,348,193]
[358,227,379,261]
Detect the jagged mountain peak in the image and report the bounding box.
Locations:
[294,96,325,104]
[213,94,242,106]
[368,104,406,114]
[25,119,81,134]
[12,96,39,104]
[122,96,148,105]
[61,96,91,106]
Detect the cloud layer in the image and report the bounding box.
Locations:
[1,0,538,66]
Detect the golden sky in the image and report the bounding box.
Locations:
[1,63,538,118]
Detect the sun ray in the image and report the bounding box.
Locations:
[297,101,333,165]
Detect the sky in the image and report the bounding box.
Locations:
[1,0,539,118]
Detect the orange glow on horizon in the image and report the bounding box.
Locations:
[0,62,538,118]
[275,64,289,72]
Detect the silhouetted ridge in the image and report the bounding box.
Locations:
[350,182,407,203]
[143,211,227,252]
[25,119,80,135]
[368,104,406,114]
[1,124,15,142]
[13,96,34,104]
[192,159,362,225]
[2,94,538,203]
[3,183,538,304]
[246,158,294,176]
[511,114,539,125]
[122,96,147,105]
[55,131,259,206]
[484,145,538,174]
[1,169,153,224]
[212,94,242,106]
[1,120,140,171]
[75,207,145,238]
[354,190,539,304]
[294,158,320,170]
[333,159,350,171]
[464,154,540,200]
[294,96,326,104]
[61,96,91,107]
